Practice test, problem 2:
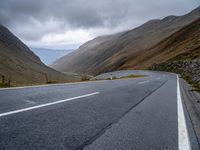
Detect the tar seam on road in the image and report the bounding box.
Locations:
[76,80,168,150]
[0,92,100,118]
[177,75,191,150]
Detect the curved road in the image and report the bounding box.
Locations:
[0,70,199,150]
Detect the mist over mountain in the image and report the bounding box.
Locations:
[31,48,73,65]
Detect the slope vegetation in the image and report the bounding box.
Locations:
[123,18,200,69]
[150,18,200,90]
[0,25,78,86]
[52,6,200,75]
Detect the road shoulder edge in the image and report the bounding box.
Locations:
[179,78,200,149]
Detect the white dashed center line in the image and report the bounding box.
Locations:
[0,92,100,117]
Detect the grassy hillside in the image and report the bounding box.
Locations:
[0,25,79,87]
[51,6,200,75]
[122,18,200,70]
[149,19,200,91]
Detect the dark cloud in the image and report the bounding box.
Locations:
[0,0,199,48]
[0,0,130,30]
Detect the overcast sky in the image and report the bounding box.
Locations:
[0,0,199,50]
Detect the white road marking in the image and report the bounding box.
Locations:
[177,75,191,150]
[138,80,149,85]
[0,92,99,117]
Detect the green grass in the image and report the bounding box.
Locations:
[120,74,146,79]
[0,82,11,88]
[106,74,146,80]
[178,74,200,92]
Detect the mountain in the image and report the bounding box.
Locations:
[127,18,200,69]
[0,25,79,86]
[149,18,200,90]
[31,48,73,65]
[51,6,200,75]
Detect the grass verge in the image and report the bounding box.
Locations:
[183,75,200,92]
[120,74,146,79]
[106,74,146,80]
[0,82,11,88]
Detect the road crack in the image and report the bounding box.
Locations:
[75,80,168,150]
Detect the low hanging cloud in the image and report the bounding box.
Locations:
[0,0,199,49]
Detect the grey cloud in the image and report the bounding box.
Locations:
[0,0,199,44]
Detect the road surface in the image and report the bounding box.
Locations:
[0,70,199,150]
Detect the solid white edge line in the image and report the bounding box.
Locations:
[177,75,191,150]
[0,92,100,117]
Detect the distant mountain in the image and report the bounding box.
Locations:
[0,25,79,86]
[51,6,200,75]
[31,48,73,65]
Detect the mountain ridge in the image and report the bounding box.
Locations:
[0,25,79,86]
[51,6,200,75]
[31,48,73,65]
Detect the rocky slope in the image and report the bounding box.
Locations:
[0,25,79,86]
[52,6,200,75]
[149,18,200,90]
[151,60,200,90]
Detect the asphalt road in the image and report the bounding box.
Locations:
[0,70,199,150]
